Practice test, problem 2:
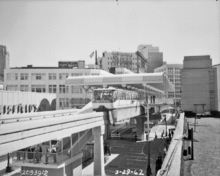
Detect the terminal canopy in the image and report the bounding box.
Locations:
[65,72,174,94]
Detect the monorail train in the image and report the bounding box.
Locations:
[92,87,141,111]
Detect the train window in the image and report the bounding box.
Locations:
[93,89,115,102]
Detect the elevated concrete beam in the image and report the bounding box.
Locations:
[0,112,103,135]
[0,121,104,156]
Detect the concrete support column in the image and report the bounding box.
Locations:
[92,126,105,176]
[103,111,111,140]
[135,116,147,141]
[147,95,150,104]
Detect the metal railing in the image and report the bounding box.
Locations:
[11,148,71,165]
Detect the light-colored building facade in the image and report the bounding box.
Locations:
[138,44,163,73]
[181,55,218,113]
[4,64,113,110]
[0,45,10,81]
[97,51,141,73]
[154,64,183,106]
[213,63,220,114]
[98,44,163,74]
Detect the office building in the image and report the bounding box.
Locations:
[154,64,183,106]
[0,45,10,81]
[138,45,163,73]
[181,55,218,113]
[97,51,142,73]
[4,61,112,110]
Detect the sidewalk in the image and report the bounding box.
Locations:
[82,137,167,176]
[184,117,220,176]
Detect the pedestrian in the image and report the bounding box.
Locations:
[107,143,111,156]
[51,145,57,163]
[155,155,163,175]
[163,147,167,158]
[35,145,42,163]
[155,132,157,139]
[153,95,155,104]
[27,147,35,163]
[134,133,137,141]
[168,131,171,140]
[171,130,174,137]
[161,131,164,138]
[45,147,50,164]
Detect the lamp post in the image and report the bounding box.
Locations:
[5,153,12,173]
[144,85,151,176]
[165,115,167,137]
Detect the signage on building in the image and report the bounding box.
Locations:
[58,61,78,68]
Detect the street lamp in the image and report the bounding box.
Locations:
[164,115,167,137]
[143,85,152,176]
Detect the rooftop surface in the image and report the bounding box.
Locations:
[184,117,220,176]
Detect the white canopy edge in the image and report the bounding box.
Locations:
[65,72,174,94]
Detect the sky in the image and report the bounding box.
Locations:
[0,0,219,67]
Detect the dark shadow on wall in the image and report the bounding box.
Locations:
[37,99,51,112]
[50,99,56,111]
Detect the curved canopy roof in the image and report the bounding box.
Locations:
[65,72,174,94]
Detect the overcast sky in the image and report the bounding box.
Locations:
[0,0,219,67]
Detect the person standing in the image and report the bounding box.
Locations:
[107,143,111,156]
[171,130,174,137]
[51,145,57,163]
[161,130,164,139]
[155,156,163,175]
[155,132,157,139]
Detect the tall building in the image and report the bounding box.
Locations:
[97,51,146,73]
[181,55,218,113]
[0,45,10,81]
[4,61,112,110]
[154,64,183,106]
[137,44,163,73]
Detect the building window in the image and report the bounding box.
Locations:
[49,85,57,93]
[71,73,82,77]
[7,85,18,91]
[20,85,29,92]
[49,73,57,80]
[31,73,45,80]
[21,73,28,80]
[59,73,69,80]
[59,98,69,108]
[71,86,83,93]
[7,73,18,80]
[31,85,46,93]
[59,85,69,93]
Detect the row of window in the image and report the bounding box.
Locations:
[59,98,90,108]
[6,85,83,94]
[6,73,90,81]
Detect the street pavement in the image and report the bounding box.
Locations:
[184,117,220,176]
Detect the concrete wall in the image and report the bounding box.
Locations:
[213,64,220,111]
[147,52,163,73]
